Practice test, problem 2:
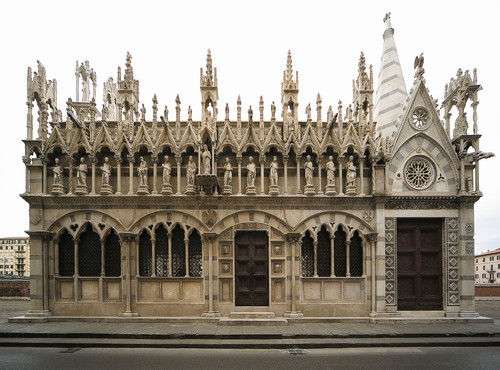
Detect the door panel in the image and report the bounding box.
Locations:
[235,231,269,306]
[397,219,442,310]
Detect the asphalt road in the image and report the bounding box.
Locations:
[0,346,499,370]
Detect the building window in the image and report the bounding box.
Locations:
[482,274,486,278]
[155,224,169,277]
[350,231,363,277]
[78,224,101,277]
[476,266,478,271]
[317,226,331,277]
[188,230,202,277]
[483,265,486,270]
[104,230,121,277]
[300,231,314,277]
[490,256,495,261]
[138,230,152,277]
[171,225,186,277]
[58,229,74,277]
[334,226,347,277]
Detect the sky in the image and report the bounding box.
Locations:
[0,0,498,254]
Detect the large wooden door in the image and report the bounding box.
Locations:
[235,231,269,306]
[397,219,443,310]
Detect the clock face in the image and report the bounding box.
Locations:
[411,107,429,129]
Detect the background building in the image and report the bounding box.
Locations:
[0,237,30,277]
[475,248,500,284]
[20,15,494,320]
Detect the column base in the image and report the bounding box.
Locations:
[120,311,139,317]
[202,311,221,318]
[25,309,52,318]
[284,311,303,318]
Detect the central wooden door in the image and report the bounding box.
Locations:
[235,231,269,306]
[397,219,443,310]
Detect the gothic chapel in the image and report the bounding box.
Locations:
[21,15,494,321]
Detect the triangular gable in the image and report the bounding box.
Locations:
[131,123,154,152]
[68,126,92,154]
[298,123,320,154]
[341,122,362,154]
[216,122,239,153]
[44,126,68,154]
[178,122,200,152]
[262,123,285,153]
[284,131,299,155]
[320,125,342,154]
[115,132,132,155]
[92,125,116,153]
[387,78,460,194]
[155,124,178,155]
[239,124,262,153]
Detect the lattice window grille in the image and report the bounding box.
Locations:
[301,232,314,277]
[78,225,101,277]
[188,231,202,277]
[155,225,169,277]
[317,227,331,277]
[334,227,347,277]
[58,229,74,277]
[104,230,121,277]
[138,231,152,277]
[172,226,186,277]
[350,233,363,277]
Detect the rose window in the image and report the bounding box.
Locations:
[404,157,435,190]
[411,107,429,129]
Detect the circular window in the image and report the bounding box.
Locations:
[411,107,429,129]
[404,157,435,190]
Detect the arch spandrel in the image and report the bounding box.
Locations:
[296,211,374,239]
[129,210,206,235]
[213,210,292,236]
[47,210,123,239]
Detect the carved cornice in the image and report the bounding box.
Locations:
[385,196,458,210]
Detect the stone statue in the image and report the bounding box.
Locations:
[270,156,279,186]
[100,157,111,185]
[223,157,232,186]
[77,157,87,186]
[53,158,63,185]
[326,156,335,185]
[137,156,148,186]
[202,144,211,175]
[187,155,196,186]
[346,155,356,188]
[162,155,171,185]
[246,156,256,187]
[304,155,314,185]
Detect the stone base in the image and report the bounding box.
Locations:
[245,185,257,195]
[25,309,52,318]
[201,311,221,318]
[324,185,337,196]
[185,184,196,195]
[74,184,88,195]
[222,185,233,195]
[345,184,357,196]
[161,184,173,195]
[119,311,139,317]
[51,183,65,195]
[137,184,150,195]
[304,184,316,195]
[100,184,114,195]
[284,311,304,318]
[269,185,279,195]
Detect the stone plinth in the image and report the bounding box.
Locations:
[51,184,65,195]
[74,184,88,195]
[269,185,279,196]
[304,184,316,195]
[100,184,113,195]
[222,185,232,195]
[324,185,337,196]
[185,184,196,195]
[246,185,257,195]
[137,184,150,195]
[196,174,218,195]
[345,184,357,196]
[161,184,173,195]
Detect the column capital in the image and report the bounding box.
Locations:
[25,230,54,241]
[286,232,301,243]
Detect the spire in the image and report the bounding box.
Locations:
[374,13,408,138]
[282,50,298,90]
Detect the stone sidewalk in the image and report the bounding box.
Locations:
[1,299,499,348]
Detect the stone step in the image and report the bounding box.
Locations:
[229,311,276,319]
[218,317,288,326]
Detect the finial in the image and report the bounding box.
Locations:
[413,52,425,79]
[383,12,391,29]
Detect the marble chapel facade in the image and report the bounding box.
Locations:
[21,16,494,320]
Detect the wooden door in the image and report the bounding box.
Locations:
[235,231,269,306]
[397,219,443,310]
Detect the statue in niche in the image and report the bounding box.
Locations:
[202,144,211,175]
[270,156,279,186]
[100,157,111,185]
[187,156,196,186]
[304,155,314,185]
[77,157,87,186]
[246,156,256,188]
[162,155,171,185]
[326,156,335,186]
[223,157,232,186]
[346,155,356,188]
[137,156,148,186]
[53,158,63,185]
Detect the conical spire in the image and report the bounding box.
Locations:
[374,13,408,138]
